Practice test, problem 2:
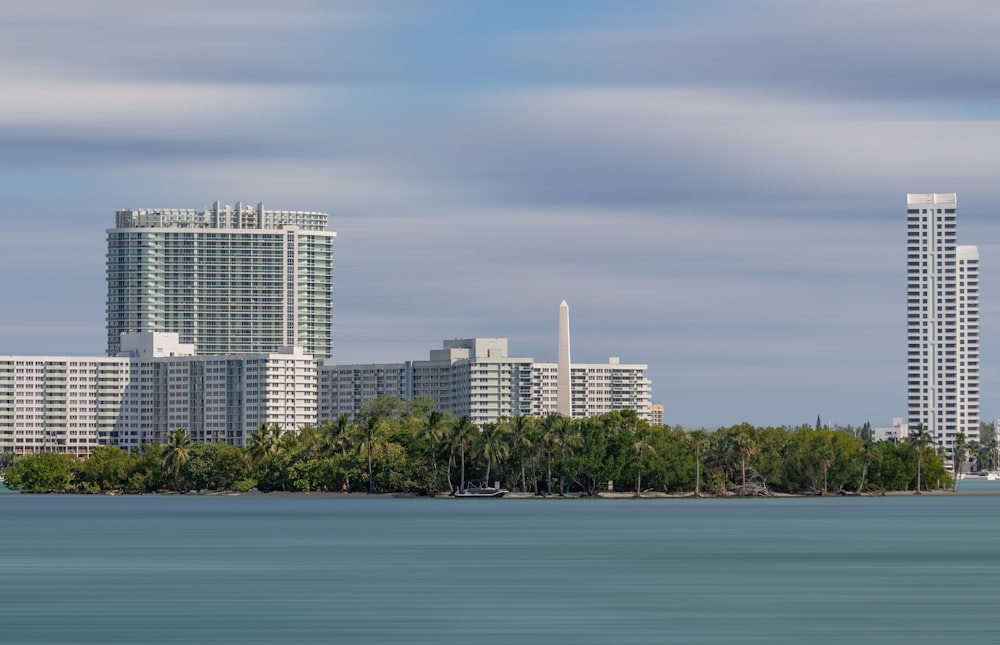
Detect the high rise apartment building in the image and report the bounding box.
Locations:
[107,201,335,358]
[319,338,652,426]
[113,333,317,450]
[906,193,980,453]
[0,355,129,458]
[1,333,318,456]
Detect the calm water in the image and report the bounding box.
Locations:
[2,494,1000,644]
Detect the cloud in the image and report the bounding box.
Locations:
[1,1,998,427]
[509,0,1000,103]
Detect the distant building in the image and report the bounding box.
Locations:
[0,354,130,458]
[113,333,317,449]
[872,418,909,443]
[319,304,653,425]
[649,404,664,426]
[527,358,652,420]
[906,194,980,453]
[320,338,536,427]
[106,201,336,358]
[1,332,317,456]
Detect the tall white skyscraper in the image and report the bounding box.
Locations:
[106,201,336,358]
[906,193,980,453]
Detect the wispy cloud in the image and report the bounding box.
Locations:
[2,1,999,426]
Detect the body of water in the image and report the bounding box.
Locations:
[2,494,1000,644]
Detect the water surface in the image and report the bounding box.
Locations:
[2,494,998,644]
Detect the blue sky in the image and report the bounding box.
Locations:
[2,0,1000,428]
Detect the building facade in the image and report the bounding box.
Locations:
[1,333,318,456]
[0,355,129,458]
[906,193,980,454]
[107,201,335,358]
[319,338,652,426]
[529,359,652,420]
[113,333,318,450]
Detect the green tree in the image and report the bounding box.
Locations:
[732,427,757,492]
[322,413,358,491]
[688,430,710,496]
[504,415,536,493]
[909,424,934,493]
[356,396,405,493]
[3,452,76,493]
[416,409,452,493]
[185,442,251,491]
[631,423,657,495]
[451,415,478,491]
[76,446,133,492]
[538,412,564,495]
[163,428,192,490]
[248,422,282,470]
[477,421,510,487]
[952,432,968,492]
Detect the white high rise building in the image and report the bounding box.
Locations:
[319,305,653,427]
[107,201,336,358]
[0,333,318,456]
[906,193,980,453]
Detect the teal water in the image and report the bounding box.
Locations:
[2,495,1000,644]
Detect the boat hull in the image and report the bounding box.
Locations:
[452,488,507,498]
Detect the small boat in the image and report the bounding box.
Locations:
[452,481,508,498]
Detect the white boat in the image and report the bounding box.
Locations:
[452,481,508,498]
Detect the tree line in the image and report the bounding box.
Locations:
[2,395,958,495]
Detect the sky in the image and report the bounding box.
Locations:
[2,0,1000,429]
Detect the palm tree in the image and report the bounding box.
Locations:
[952,431,968,492]
[688,430,710,497]
[708,432,736,489]
[451,415,478,491]
[631,424,657,495]
[359,415,385,494]
[418,409,452,491]
[478,422,510,487]
[732,428,756,492]
[295,424,323,460]
[318,414,357,492]
[356,396,404,494]
[248,422,282,469]
[505,415,536,492]
[909,424,934,493]
[538,412,564,495]
[163,428,192,490]
[856,439,875,494]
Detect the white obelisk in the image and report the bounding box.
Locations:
[557,300,572,417]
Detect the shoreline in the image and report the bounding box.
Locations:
[7,488,994,498]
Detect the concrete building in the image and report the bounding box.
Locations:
[113,332,317,449]
[320,339,536,427]
[319,339,652,426]
[1,333,318,456]
[107,201,335,358]
[906,193,980,454]
[0,355,130,457]
[872,417,909,443]
[649,404,665,426]
[529,358,652,420]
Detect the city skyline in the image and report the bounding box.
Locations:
[3,2,1000,428]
